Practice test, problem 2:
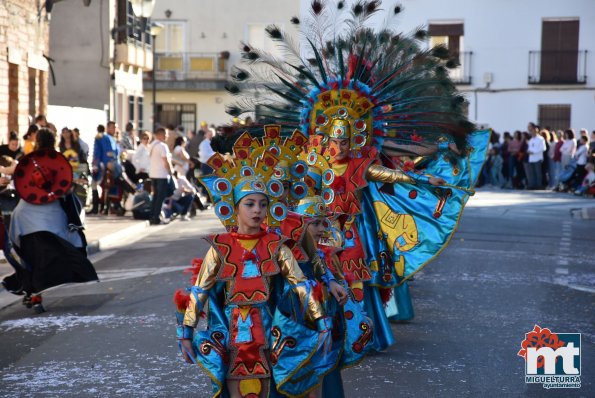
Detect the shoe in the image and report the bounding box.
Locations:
[180,215,190,221]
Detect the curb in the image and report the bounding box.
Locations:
[86,220,150,255]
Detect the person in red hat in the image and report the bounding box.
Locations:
[1,129,98,312]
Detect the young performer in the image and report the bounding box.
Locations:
[2,129,98,312]
[174,148,334,398]
[294,195,375,398]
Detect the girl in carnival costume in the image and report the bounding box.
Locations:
[174,146,334,398]
[232,127,351,398]
[294,194,375,398]
[224,0,490,351]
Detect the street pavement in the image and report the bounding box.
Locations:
[0,189,593,397]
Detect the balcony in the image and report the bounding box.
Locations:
[450,51,473,85]
[115,41,153,71]
[143,52,229,91]
[528,50,587,84]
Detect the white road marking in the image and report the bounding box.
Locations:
[555,268,569,275]
[97,266,188,282]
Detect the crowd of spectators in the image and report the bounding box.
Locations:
[479,123,595,197]
[0,116,255,225]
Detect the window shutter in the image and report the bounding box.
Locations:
[540,20,579,83]
[428,23,464,36]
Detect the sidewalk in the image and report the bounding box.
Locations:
[84,214,149,254]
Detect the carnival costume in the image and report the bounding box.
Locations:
[174,148,335,398]
[294,195,375,398]
[1,149,98,313]
[233,127,377,392]
[224,0,490,351]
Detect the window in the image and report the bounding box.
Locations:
[128,95,135,125]
[538,104,571,131]
[8,63,18,134]
[156,103,196,133]
[428,22,471,84]
[28,68,38,119]
[247,24,283,59]
[117,0,151,46]
[540,19,580,83]
[428,23,464,59]
[154,21,185,53]
[138,97,144,131]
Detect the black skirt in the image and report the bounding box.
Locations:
[5,231,98,294]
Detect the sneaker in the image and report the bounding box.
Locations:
[180,215,190,221]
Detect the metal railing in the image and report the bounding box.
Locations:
[450,51,473,85]
[145,52,229,81]
[528,50,587,84]
[449,51,473,84]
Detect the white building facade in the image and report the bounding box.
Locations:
[145,0,300,131]
[300,0,595,134]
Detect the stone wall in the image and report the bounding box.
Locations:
[0,1,50,142]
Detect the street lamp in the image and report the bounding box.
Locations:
[150,22,164,133]
[130,0,156,18]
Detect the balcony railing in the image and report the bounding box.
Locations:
[528,50,587,84]
[450,51,473,85]
[147,52,228,80]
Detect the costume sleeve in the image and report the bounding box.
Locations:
[366,163,431,184]
[301,231,325,279]
[277,244,324,323]
[329,254,345,282]
[183,246,221,328]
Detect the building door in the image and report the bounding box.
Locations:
[540,19,579,83]
[156,103,196,132]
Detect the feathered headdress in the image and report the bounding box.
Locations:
[225,0,474,159]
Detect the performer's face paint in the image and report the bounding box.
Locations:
[328,138,350,162]
[236,193,268,233]
[307,217,326,242]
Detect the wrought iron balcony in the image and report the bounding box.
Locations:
[450,51,473,85]
[528,50,587,84]
[143,52,229,90]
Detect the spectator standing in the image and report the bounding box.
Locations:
[59,127,84,166]
[526,124,546,189]
[94,121,124,215]
[0,132,23,160]
[172,136,191,177]
[520,132,530,189]
[120,122,137,151]
[148,127,173,225]
[198,127,215,175]
[489,147,504,187]
[560,129,577,169]
[500,132,511,187]
[539,129,551,188]
[132,131,152,188]
[73,128,89,163]
[34,114,47,130]
[22,125,39,155]
[548,130,562,189]
[507,131,522,188]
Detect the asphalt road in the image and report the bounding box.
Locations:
[0,189,593,398]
